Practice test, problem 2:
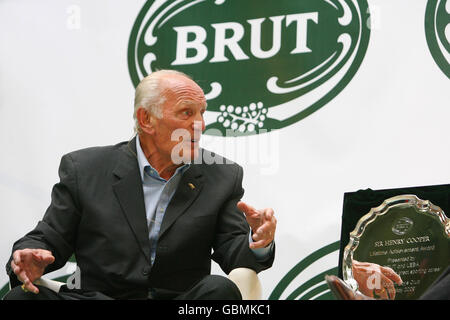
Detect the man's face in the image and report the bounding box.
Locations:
[151,75,207,163]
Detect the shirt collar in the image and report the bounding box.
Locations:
[135,135,190,182]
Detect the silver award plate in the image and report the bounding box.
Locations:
[343,195,450,299]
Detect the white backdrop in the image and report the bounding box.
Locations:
[1,0,449,299]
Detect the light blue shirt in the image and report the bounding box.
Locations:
[135,136,272,266]
[136,135,190,265]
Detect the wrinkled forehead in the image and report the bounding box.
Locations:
[161,75,207,108]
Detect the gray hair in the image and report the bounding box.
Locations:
[133,69,190,133]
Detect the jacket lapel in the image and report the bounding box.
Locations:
[159,164,204,239]
[112,138,151,264]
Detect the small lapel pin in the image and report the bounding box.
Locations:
[188,183,195,190]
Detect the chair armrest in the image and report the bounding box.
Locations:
[34,278,65,293]
[228,267,262,300]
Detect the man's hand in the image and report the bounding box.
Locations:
[11,249,55,294]
[237,201,276,249]
[352,260,403,300]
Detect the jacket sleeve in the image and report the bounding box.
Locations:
[211,165,275,275]
[5,154,81,287]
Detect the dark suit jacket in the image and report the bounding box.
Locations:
[6,137,274,299]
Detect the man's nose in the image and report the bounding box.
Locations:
[193,119,205,133]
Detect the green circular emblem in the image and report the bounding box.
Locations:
[269,241,340,300]
[128,0,371,136]
[425,0,450,78]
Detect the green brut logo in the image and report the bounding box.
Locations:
[425,0,450,78]
[128,0,371,136]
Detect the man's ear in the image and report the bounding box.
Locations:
[137,107,155,134]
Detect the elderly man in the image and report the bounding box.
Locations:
[4,70,276,300]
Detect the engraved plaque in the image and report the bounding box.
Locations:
[343,195,450,299]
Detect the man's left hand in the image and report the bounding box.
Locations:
[237,201,276,249]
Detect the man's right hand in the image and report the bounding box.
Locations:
[11,249,55,294]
